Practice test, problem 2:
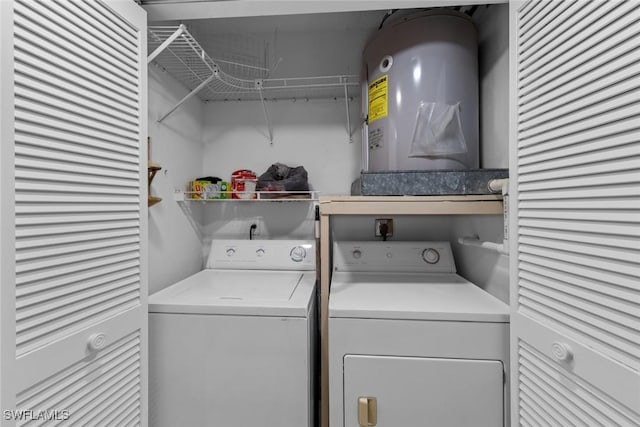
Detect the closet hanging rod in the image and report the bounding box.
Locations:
[458,236,508,255]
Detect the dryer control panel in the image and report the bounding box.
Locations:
[333,241,456,273]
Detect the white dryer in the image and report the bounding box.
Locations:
[329,241,509,427]
[149,239,316,427]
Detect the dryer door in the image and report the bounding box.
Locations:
[344,355,504,427]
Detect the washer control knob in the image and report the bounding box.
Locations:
[256,249,265,257]
[225,248,236,257]
[352,249,362,259]
[422,248,440,264]
[290,246,307,262]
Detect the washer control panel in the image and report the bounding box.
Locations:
[334,241,456,273]
[207,239,315,270]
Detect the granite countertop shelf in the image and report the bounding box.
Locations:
[357,169,509,196]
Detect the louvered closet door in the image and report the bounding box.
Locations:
[10,0,147,424]
[510,0,640,426]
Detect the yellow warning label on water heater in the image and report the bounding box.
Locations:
[368,75,388,123]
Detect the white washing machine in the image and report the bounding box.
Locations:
[149,239,316,427]
[329,241,509,427]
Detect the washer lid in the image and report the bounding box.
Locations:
[149,270,315,316]
[329,272,508,322]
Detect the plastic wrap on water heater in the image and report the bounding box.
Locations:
[363,10,479,172]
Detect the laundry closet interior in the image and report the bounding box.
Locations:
[145,2,509,290]
[144,0,511,424]
[143,0,639,425]
[1,0,638,426]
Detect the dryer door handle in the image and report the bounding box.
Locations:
[358,396,378,426]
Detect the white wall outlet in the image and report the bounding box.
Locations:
[375,218,393,237]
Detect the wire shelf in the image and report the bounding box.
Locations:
[175,190,319,202]
[148,25,360,103]
[199,75,361,102]
[148,24,359,140]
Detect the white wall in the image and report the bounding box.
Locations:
[148,66,206,294]
[330,216,453,242]
[186,12,381,78]
[202,99,361,194]
[198,98,361,243]
[476,3,509,168]
[193,12,378,196]
[450,215,509,303]
[198,202,316,257]
[447,3,510,302]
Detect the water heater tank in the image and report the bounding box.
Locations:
[363,10,479,172]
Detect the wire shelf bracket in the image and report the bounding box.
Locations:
[256,82,274,144]
[148,24,185,64]
[148,25,221,123]
[343,77,353,143]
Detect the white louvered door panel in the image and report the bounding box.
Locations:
[8,0,147,425]
[510,0,640,426]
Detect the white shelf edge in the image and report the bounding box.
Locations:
[174,190,320,202]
